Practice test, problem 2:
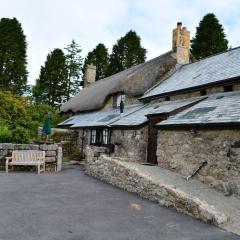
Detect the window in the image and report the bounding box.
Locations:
[90,130,97,145]
[102,129,110,145]
[116,94,125,107]
[200,90,207,96]
[224,85,233,92]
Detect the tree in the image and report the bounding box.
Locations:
[64,40,83,100]
[0,91,68,143]
[33,49,68,106]
[0,91,31,143]
[191,13,228,59]
[107,30,146,76]
[83,43,109,80]
[0,18,28,95]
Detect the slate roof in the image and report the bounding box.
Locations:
[60,51,176,113]
[141,47,240,100]
[58,104,144,128]
[108,97,204,127]
[157,92,240,127]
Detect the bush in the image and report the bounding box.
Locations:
[0,91,69,143]
[0,124,12,143]
[11,127,30,143]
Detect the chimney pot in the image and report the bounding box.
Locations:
[177,22,182,27]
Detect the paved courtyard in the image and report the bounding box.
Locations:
[0,166,239,240]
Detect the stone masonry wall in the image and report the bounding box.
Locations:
[77,127,148,162]
[157,130,240,196]
[111,127,148,162]
[0,143,62,171]
[85,154,228,226]
[156,83,240,102]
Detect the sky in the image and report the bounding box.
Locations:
[0,0,240,85]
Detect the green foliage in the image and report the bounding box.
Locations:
[0,124,12,143]
[191,13,228,59]
[33,48,68,106]
[0,91,31,143]
[0,91,68,143]
[65,40,83,100]
[107,30,146,76]
[0,18,28,95]
[11,126,30,143]
[83,43,109,80]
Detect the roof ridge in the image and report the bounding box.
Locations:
[183,46,240,67]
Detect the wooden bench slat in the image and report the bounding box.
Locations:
[6,150,46,174]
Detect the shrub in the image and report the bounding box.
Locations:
[11,127,30,143]
[0,124,12,143]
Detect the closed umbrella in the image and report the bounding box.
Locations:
[42,112,52,141]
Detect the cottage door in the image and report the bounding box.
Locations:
[147,120,158,165]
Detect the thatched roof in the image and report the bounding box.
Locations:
[60,51,176,113]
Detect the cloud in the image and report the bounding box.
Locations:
[0,0,239,84]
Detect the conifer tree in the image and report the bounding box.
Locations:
[64,40,83,100]
[33,49,68,106]
[107,30,146,76]
[191,13,228,59]
[83,43,109,80]
[0,18,28,95]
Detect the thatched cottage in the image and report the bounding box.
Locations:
[59,23,240,195]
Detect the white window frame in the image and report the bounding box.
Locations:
[102,129,110,145]
[90,129,97,145]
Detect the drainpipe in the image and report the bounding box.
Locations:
[81,129,84,160]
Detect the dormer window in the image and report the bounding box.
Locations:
[200,90,207,96]
[116,94,125,107]
[224,85,233,92]
[165,96,170,101]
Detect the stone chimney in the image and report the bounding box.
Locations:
[84,63,96,87]
[172,22,190,64]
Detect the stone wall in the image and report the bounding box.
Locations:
[77,127,148,162]
[110,127,148,162]
[156,82,240,102]
[0,143,62,171]
[85,154,228,226]
[157,130,240,196]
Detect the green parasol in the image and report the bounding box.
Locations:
[42,112,52,138]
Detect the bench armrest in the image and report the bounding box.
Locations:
[5,157,12,163]
[37,157,45,162]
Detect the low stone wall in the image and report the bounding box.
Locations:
[85,155,228,226]
[157,130,240,196]
[0,143,62,171]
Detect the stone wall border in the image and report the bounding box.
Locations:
[0,143,62,172]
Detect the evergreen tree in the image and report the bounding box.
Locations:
[191,13,228,59]
[83,43,109,80]
[0,18,28,95]
[33,49,68,106]
[64,40,83,100]
[107,30,146,76]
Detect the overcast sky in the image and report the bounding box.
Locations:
[0,0,240,85]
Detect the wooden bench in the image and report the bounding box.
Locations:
[5,150,46,174]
